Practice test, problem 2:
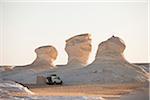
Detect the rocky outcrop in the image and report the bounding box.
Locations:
[65,33,92,66]
[0,35,148,85]
[0,79,33,99]
[14,45,57,72]
[93,36,147,76]
[0,45,57,84]
[31,45,57,69]
[95,35,126,62]
[54,36,148,84]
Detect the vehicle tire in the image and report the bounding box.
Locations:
[59,81,63,85]
[54,82,56,85]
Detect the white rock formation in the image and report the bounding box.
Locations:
[0,35,148,85]
[14,45,58,72]
[31,45,57,70]
[52,36,148,84]
[51,33,92,73]
[0,45,58,84]
[65,33,92,66]
[95,35,126,62]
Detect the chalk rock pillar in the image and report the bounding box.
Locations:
[32,45,58,68]
[65,33,92,66]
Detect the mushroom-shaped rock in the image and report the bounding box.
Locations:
[13,45,58,72]
[65,33,92,66]
[0,45,58,84]
[33,45,57,67]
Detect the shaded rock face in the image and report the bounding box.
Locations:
[96,36,126,62]
[65,33,92,66]
[36,76,46,85]
[0,79,33,99]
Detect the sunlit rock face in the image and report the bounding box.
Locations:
[32,45,57,67]
[0,35,148,85]
[95,36,126,62]
[65,33,92,66]
[84,36,148,83]
[55,36,148,84]
[13,45,58,72]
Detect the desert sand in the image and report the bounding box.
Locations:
[11,83,148,100]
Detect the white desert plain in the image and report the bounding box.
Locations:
[0,33,149,100]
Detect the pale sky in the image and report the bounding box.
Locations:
[0,0,149,65]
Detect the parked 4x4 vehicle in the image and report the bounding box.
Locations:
[46,74,63,85]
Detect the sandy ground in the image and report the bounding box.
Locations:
[12,83,148,100]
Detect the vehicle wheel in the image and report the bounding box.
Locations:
[59,81,63,85]
[54,82,56,85]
